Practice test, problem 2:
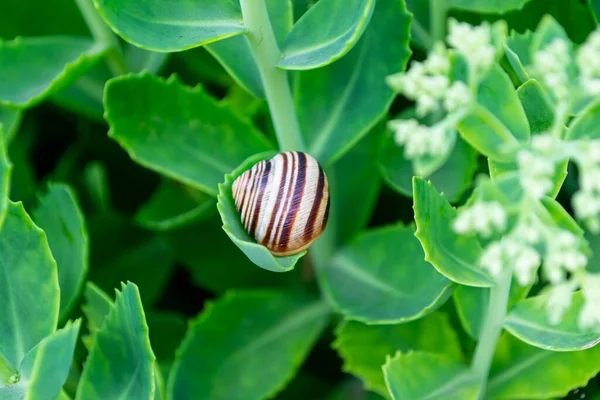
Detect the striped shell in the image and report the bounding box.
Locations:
[232,151,330,256]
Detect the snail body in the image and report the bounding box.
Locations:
[232,151,330,256]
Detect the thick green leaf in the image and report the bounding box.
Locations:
[105,73,274,196]
[334,312,463,397]
[167,290,330,400]
[487,332,600,399]
[0,201,59,379]
[135,179,215,231]
[505,292,600,351]
[0,36,107,108]
[3,320,81,399]
[379,132,478,204]
[413,178,494,287]
[448,0,532,13]
[566,99,600,140]
[321,224,453,323]
[404,0,432,50]
[383,352,479,400]
[0,106,23,143]
[277,0,375,69]
[295,0,411,164]
[0,127,12,229]
[82,283,112,342]
[76,283,155,400]
[32,183,89,321]
[217,152,306,272]
[93,0,246,52]
[6,121,35,203]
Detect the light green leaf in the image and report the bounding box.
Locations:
[505,292,600,351]
[0,127,12,229]
[448,0,533,13]
[217,152,306,272]
[4,320,81,400]
[404,0,431,50]
[566,99,600,140]
[321,224,453,323]
[135,179,215,231]
[0,201,59,379]
[167,290,330,400]
[487,332,600,399]
[76,283,156,400]
[296,0,411,165]
[530,15,571,56]
[105,73,275,197]
[0,106,23,143]
[32,183,89,321]
[277,0,375,70]
[81,282,112,344]
[413,177,494,287]
[334,312,463,397]
[383,352,479,400]
[93,0,247,52]
[0,36,107,108]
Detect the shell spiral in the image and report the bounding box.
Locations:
[232,151,330,256]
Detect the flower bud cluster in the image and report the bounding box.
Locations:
[577,30,600,96]
[533,38,571,103]
[447,19,496,77]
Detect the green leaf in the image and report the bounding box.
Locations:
[296,0,411,165]
[383,352,479,400]
[4,320,81,399]
[328,379,386,400]
[413,177,494,287]
[135,179,215,231]
[0,36,107,108]
[566,99,600,140]
[448,0,533,13]
[0,127,12,229]
[321,224,453,323]
[105,73,274,197]
[379,132,478,204]
[82,161,111,214]
[487,332,600,399]
[93,0,247,52]
[277,0,375,70]
[458,65,530,161]
[32,183,89,321]
[505,292,600,351]
[0,106,23,143]
[217,152,306,272]
[76,283,156,400]
[82,283,112,342]
[167,290,330,400]
[7,121,36,203]
[0,201,59,378]
[334,312,463,397]
[404,0,432,50]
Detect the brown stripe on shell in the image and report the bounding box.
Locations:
[303,165,325,243]
[270,152,297,248]
[262,152,288,246]
[278,152,307,251]
[249,160,271,237]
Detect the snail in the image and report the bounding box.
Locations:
[232,151,330,256]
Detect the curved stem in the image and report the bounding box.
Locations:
[472,104,520,145]
[470,263,513,399]
[239,0,306,152]
[430,0,447,43]
[75,0,128,76]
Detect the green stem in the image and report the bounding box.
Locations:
[472,104,520,145]
[471,263,514,399]
[239,0,306,152]
[430,0,447,43]
[75,0,128,76]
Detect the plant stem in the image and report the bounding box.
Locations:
[75,0,128,76]
[472,104,520,145]
[239,0,306,152]
[430,0,447,43]
[471,263,514,399]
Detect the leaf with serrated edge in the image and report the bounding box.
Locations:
[76,283,155,400]
[93,0,247,52]
[167,290,330,400]
[334,312,463,397]
[295,0,411,165]
[413,177,494,287]
[321,224,453,323]
[33,183,89,321]
[277,0,375,70]
[105,73,275,197]
[217,152,306,272]
[0,36,107,108]
[81,282,112,350]
[0,201,59,380]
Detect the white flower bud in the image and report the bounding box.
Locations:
[444,81,471,112]
[546,283,573,325]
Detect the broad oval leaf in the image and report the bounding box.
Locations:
[0,201,59,378]
[0,36,107,108]
[167,290,330,400]
[383,352,480,400]
[321,224,454,324]
[93,0,247,52]
[447,0,533,13]
[487,333,600,399]
[566,99,600,140]
[0,127,12,229]
[296,0,411,165]
[217,152,306,272]
[504,292,600,351]
[32,183,89,321]
[105,73,275,196]
[413,177,494,287]
[277,0,375,70]
[76,283,156,400]
[334,312,463,397]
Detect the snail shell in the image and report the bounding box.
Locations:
[232,151,330,256]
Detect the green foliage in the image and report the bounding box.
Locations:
[0,127,12,228]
